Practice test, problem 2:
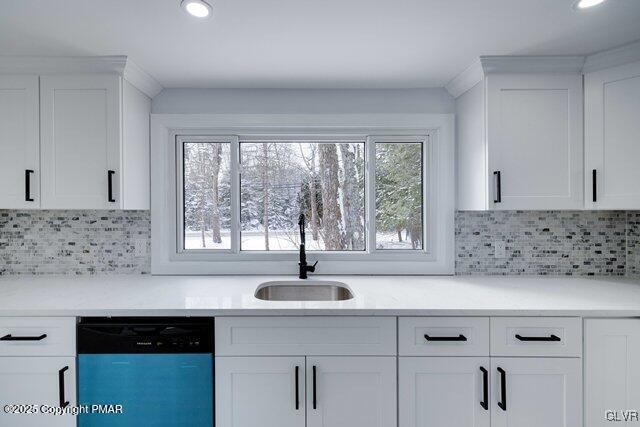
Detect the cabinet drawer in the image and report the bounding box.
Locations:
[0,317,76,356]
[399,317,489,356]
[490,317,581,357]
[215,317,396,356]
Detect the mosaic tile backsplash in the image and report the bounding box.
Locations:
[0,209,638,276]
[456,210,637,276]
[628,212,640,278]
[0,210,150,275]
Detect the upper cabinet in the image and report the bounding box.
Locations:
[454,57,585,211]
[486,74,583,210]
[585,60,640,210]
[0,56,160,210]
[0,76,40,209]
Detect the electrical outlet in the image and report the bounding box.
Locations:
[494,241,506,259]
[134,240,147,256]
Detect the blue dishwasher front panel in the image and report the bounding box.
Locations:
[78,354,213,427]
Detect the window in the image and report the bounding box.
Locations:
[152,115,454,275]
[178,136,427,255]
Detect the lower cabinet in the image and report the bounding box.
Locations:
[307,356,396,427]
[399,357,490,427]
[490,358,582,427]
[585,319,640,427]
[0,356,76,427]
[216,356,396,427]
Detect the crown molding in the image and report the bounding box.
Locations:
[122,59,163,98]
[583,39,640,73]
[479,55,585,74]
[0,55,162,98]
[445,59,483,98]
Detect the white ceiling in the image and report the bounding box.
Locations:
[1,0,640,89]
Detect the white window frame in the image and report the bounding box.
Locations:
[151,114,455,275]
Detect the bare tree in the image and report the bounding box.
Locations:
[210,143,222,243]
[319,144,345,250]
[262,142,270,250]
[339,143,364,250]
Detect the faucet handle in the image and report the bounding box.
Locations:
[308,261,318,272]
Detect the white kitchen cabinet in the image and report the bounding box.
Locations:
[215,356,305,427]
[307,356,396,427]
[585,319,640,427]
[456,65,583,211]
[399,357,490,427]
[585,60,640,209]
[491,357,582,427]
[486,74,583,210]
[0,75,40,208]
[0,357,76,427]
[40,74,150,210]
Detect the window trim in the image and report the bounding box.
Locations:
[151,114,455,275]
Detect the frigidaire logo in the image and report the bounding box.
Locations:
[136,342,152,346]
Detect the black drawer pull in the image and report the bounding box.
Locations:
[294,366,300,410]
[497,367,506,411]
[592,169,597,202]
[424,334,467,342]
[312,365,317,410]
[493,171,502,203]
[25,169,34,202]
[515,334,561,342]
[480,366,488,410]
[59,366,69,408]
[108,170,116,203]
[1,333,47,341]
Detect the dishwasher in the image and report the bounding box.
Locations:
[77,317,214,427]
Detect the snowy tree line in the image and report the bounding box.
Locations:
[183,141,422,251]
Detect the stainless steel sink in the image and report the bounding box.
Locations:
[255,281,354,301]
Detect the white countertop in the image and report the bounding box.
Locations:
[0,275,639,317]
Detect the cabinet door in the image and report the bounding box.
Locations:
[0,357,76,427]
[40,74,121,209]
[585,61,640,209]
[307,356,396,427]
[0,75,40,208]
[215,356,305,427]
[491,357,581,427]
[399,357,490,427]
[487,74,583,210]
[585,319,640,427]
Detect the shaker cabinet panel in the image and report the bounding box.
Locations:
[399,357,490,427]
[491,357,582,427]
[585,61,640,209]
[0,75,40,208]
[585,319,640,427]
[40,74,121,209]
[486,74,583,210]
[0,357,76,427]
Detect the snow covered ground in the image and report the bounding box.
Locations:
[184,230,416,251]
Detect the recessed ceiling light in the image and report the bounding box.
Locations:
[573,0,607,10]
[181,0,212,18]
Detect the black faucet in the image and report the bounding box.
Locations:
[298,214,317,279]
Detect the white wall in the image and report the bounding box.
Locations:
[456,81,486,210]
[151,88,455,114]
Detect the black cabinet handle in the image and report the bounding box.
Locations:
[58,366,69,408]
[25,169,34,202]
[312,365,317,410]
[294,366,300,410]
[515,334,561,342]
[480,366,488,410]
[493,171,501,203]
[108,170,115,203]
[424,334,467,342]
[497,367,506,411]
[592,169,597,202]
[0,333,47,341]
